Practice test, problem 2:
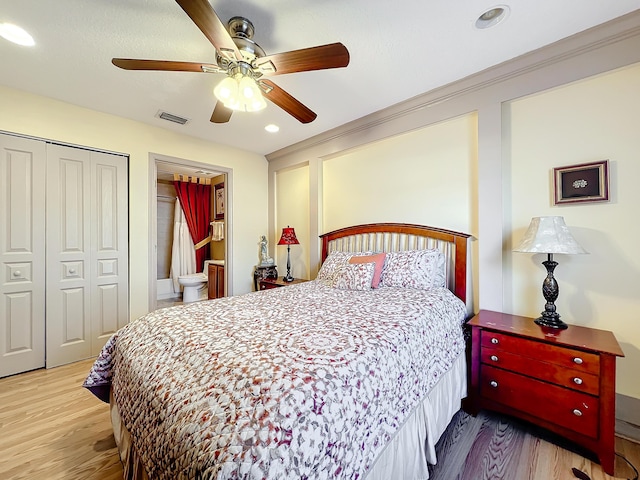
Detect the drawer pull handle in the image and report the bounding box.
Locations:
[13,270,21,277]
[491,338,499,345]
[573,377,583,385]
[490,380,498,388]
[490,355,499,362]
[573,409,583,417]
[573,357,583,365]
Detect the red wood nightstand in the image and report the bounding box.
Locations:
[467,310,624,475]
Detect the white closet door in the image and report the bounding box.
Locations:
[0,135,46,378]
[46,145,93,367]
[90,151,128,355]
[46,145,129,367]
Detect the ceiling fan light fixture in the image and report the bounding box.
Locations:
[214,71,266,112]
[238,75,266,112]
[238,75,257,100]
[214,76,238,104]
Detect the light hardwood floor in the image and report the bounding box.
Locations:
[1,359,638,480]
[0,359,122,480]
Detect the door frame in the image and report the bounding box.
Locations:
[148,153,233,312]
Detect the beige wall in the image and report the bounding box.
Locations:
[507,64,640,399]
[275,164,310,280]
[0,85,268,320]
[323,115,477,234]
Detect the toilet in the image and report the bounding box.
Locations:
[178,260,214,303]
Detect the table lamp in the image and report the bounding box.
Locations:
[277,226,300,282]
[513,216,588,329]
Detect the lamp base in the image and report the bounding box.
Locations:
[282,274,294,282]
[534,312,568,330]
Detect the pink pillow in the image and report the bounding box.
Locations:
[349,253,386,288]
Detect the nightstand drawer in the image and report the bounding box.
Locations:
[481,347,599,395]
[259,281,279,290]
[259,278,308,290]
[480,365,598,438]
[481,330,600,375]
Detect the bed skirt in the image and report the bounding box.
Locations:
[110,353,466,480]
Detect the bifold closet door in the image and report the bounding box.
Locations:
[88,150,129,356]
[46,145,128,368]
[0,135,46,378]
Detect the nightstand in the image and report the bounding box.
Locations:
[467,310,624,475]
[253,265,278,291]
[259,277,308,290]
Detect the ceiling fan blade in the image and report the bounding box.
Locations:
[112,58,224,73]
[175,0,242,62]
[255,43,349,76]
[259,80,317,124]
[210,102,233,123]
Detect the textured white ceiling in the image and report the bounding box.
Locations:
[1,1,638,155]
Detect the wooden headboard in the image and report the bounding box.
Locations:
[320,223,471,303]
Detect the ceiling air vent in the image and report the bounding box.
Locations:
[157,111,189,125]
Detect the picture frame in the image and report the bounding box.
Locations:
[553,160,609,205]
[214,182,225,219]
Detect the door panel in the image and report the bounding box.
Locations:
[0,135,46,378]
[90,152,128,355]
[46,145,92,367]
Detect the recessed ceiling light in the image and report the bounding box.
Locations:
[265,124,279,133]
[475,5,510,29]
[0,23,35,46]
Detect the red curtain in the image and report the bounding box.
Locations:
[174,180,211,272]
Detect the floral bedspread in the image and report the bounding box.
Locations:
[84,281,466,479]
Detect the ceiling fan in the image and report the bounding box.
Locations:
[112,0,350,124]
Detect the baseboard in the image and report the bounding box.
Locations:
[616,393,640,443]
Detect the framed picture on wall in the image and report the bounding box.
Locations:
[214,182,224,219]
[553,160,609,205]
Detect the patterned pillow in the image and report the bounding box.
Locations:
[380,249,446,289]
[316,252,353,282]
[318,261,376,291]
[348,253,386,288]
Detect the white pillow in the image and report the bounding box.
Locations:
[318,261,375,291]
[316,252,353,282]
[380,249,445,289]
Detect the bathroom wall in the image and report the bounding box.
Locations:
[211,174,226,260]
[156,179,178,300]
[157,180,177,279]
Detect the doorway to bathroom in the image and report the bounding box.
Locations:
[148,153,232,312]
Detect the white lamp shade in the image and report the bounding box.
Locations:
[213,76,238,106]
[514,216,588,254]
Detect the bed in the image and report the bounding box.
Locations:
[84,222,471,479]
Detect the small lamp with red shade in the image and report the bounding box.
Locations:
[277,226,300,282]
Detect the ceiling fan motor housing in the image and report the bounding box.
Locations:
[227,16,255,39]
[216,16,266,74]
